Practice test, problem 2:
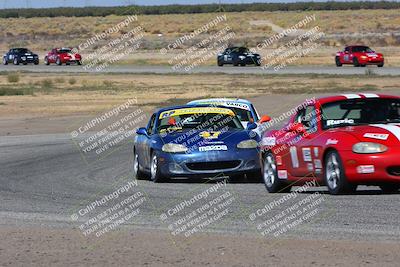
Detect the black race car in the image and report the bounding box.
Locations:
[3,48,39,65]
[217,47,261,67]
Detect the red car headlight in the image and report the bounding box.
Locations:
[352,142,387,154]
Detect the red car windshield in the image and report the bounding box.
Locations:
[58,49,72,53]
[352,46,374,53]
[321,98,400,129]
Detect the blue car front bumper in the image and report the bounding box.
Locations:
[156,149,261,178]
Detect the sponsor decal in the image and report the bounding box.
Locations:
[290,146,299,168]
[356,165,375,174]
[277,170,288,179]
[315,169,322,174]
[326,139,339,145]
[363,133,389,141]
[276,156,282,166]
[313,147,319,157]
[199,145,228,152]
[200,131,221,139]
[314,159,322,169]
[262,137,276,146]
[159,107,234,119]
[302,147,312,162]
[326,119,354,127]
[371,124,400,142]
[307,163,314,172]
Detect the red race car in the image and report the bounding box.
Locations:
[261,94,400,195]
[335,45,384,67]
[44,48,82,66]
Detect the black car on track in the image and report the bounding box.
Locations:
[3,48,39,65]
[217,47,261,67]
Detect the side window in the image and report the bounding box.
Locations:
[296,106,318,133]
[147,114,156,135]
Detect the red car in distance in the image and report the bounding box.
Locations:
[335,45,384,67]
[44,48,82,66]
[261,94,400,195]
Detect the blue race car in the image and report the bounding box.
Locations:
[133,105,261,182]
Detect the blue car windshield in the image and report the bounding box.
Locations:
[157,113,244,134]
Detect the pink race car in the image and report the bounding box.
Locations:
[261,94,400,195]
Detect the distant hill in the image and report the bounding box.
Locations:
[1,1,400,18]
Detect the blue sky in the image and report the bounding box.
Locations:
[1,0,374,9]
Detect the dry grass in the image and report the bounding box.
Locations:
[0,72,399,118]
[1,9,400,66]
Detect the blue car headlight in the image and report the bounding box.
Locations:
[237,139,258,149]
[162,143,188,153]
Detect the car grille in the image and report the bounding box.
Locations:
[387,166,400,176]
[186,161,241,171]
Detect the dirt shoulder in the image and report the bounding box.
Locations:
[0,227,398,267]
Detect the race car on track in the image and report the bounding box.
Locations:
[335,45,384,67]
[261,94,400,195]
[217,47,261,66]
[187,98,271,136]
[133,105,262,182]
[44,48,82,65]
[3,48,39,65]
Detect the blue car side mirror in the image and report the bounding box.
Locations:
[136,127,147,135]
[247,122,257,130]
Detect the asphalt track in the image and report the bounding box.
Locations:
[1,64,400,75]
[1,95,400,242]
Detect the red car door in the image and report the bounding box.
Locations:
[342,46,352,63]
[288,105,320,178]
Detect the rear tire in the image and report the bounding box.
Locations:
[263,152,292,193]
[378,62,384,67]
[335,57,342,67]
[56,57,62,66]
[3,57,8,65]
[133,149,148,180]
[379,184,399,193]
[324,151,357,195]
[44,57,50,65]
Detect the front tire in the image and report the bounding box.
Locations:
[13,58,19,65]
[378,62,384,67]
[44,57,50,65]
[335,57,342,67]
[263,152,291,193]
[324,151,357,195]
[56,57,62,66]
[379,184,399,193]
[150,153,167,183]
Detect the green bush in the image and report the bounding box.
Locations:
[68,77,77,85]
[7,72,20,83]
